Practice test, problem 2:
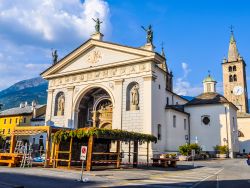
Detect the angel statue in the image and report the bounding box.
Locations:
[141,24,153,44]
[92,18,103,33]
[52,49,58,64]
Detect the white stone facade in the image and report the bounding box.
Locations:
[41,37,239,160]
[185,104,239,157]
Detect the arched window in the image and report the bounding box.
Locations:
[126,82,139,111]
[229,75,233,82]
[233,66,237,71]
[228,66,232,72]
[54,92,65,116]
[233,75,237,82]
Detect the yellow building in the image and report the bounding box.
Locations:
[0,102,46,137]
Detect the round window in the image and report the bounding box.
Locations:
[202,117,210,125]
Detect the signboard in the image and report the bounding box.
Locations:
[191,149,195,157]
[80,146,88,160]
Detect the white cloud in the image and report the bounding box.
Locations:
[174,62,203,96]
[0,0,110,43]
[181,62,191,78]
[0,0,111,91]
[174,62,224,97]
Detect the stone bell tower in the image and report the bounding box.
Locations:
[222,30,249,113]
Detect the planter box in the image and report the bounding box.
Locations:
[216,154,227,158]
[178,155,188,161]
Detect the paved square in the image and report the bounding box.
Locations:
[0,159,250,188]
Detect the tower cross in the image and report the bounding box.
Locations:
[229,25,234,33]
[161,42,164,50]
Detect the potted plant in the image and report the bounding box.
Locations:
[178,143,201,160]
[214,145,229,158]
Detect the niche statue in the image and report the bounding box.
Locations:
[57,94,65,116]
[131,84,139,110]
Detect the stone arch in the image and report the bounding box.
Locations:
[126,82,140,111]
[54,91,65,116]
[73,85,115,129]
[73,84,115,111]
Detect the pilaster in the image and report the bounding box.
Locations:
[65,86,75,128]
[113,79,124,130]
[143,75,153,134]
[45,89,54,125]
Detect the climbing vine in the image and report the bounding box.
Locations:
[53,128,157,144]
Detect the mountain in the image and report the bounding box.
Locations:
[0,77,48,110]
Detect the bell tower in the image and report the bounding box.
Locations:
[222,29,249,113]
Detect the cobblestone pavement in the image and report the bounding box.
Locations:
[0,159,250,188]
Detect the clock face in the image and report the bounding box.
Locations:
[233,86,244,96]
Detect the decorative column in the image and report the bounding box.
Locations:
[92,111,97,127]
[45,89,54,125]
[65,86,75,128]
[113,79,124,130]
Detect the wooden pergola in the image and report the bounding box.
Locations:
[9,126,64,167]
[52,128,157,171]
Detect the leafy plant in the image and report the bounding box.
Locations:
[53,128,157,144]
[179,143,202,156]
[214,145,229,154]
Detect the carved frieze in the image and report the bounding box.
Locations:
[49,62,150,88]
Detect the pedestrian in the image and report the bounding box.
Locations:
[246,153,250,166]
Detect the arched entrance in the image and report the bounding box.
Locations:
[77,87,113,129]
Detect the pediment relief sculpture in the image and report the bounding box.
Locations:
[87,50,102,64]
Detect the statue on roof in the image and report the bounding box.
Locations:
[92,18,103,33]
[141,24,153,44]
[52,49,58,64]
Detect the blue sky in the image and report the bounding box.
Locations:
[0,0,249,97]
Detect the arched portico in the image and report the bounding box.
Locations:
[73,85,115,129]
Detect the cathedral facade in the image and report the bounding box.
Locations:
[41,29,240,159]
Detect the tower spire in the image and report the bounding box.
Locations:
[228,26,239,62]
[161,42,166,58]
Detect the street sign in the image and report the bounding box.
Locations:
[191,149,195,157]
[80,146,88,160]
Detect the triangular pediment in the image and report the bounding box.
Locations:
[41,39,157,78]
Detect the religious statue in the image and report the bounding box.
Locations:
[57,94,65,116]
[141,24,153,44]
[52,49,58,64]
[92,18,103,33]
[131,84,139,110]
